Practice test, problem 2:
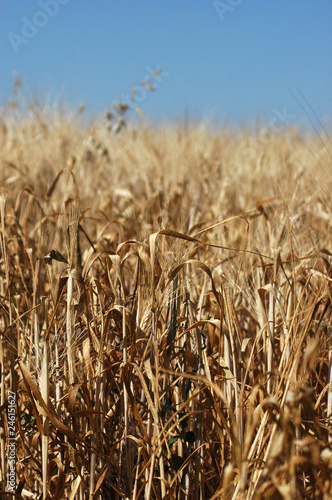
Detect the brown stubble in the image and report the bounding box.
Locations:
[0,109,332,498]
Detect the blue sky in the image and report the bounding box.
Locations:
[1,0,331,129]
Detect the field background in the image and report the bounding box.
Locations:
[1,96,332,499]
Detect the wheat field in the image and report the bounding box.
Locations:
[0,101,332,499]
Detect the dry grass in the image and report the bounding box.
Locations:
[0,102,332,499]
